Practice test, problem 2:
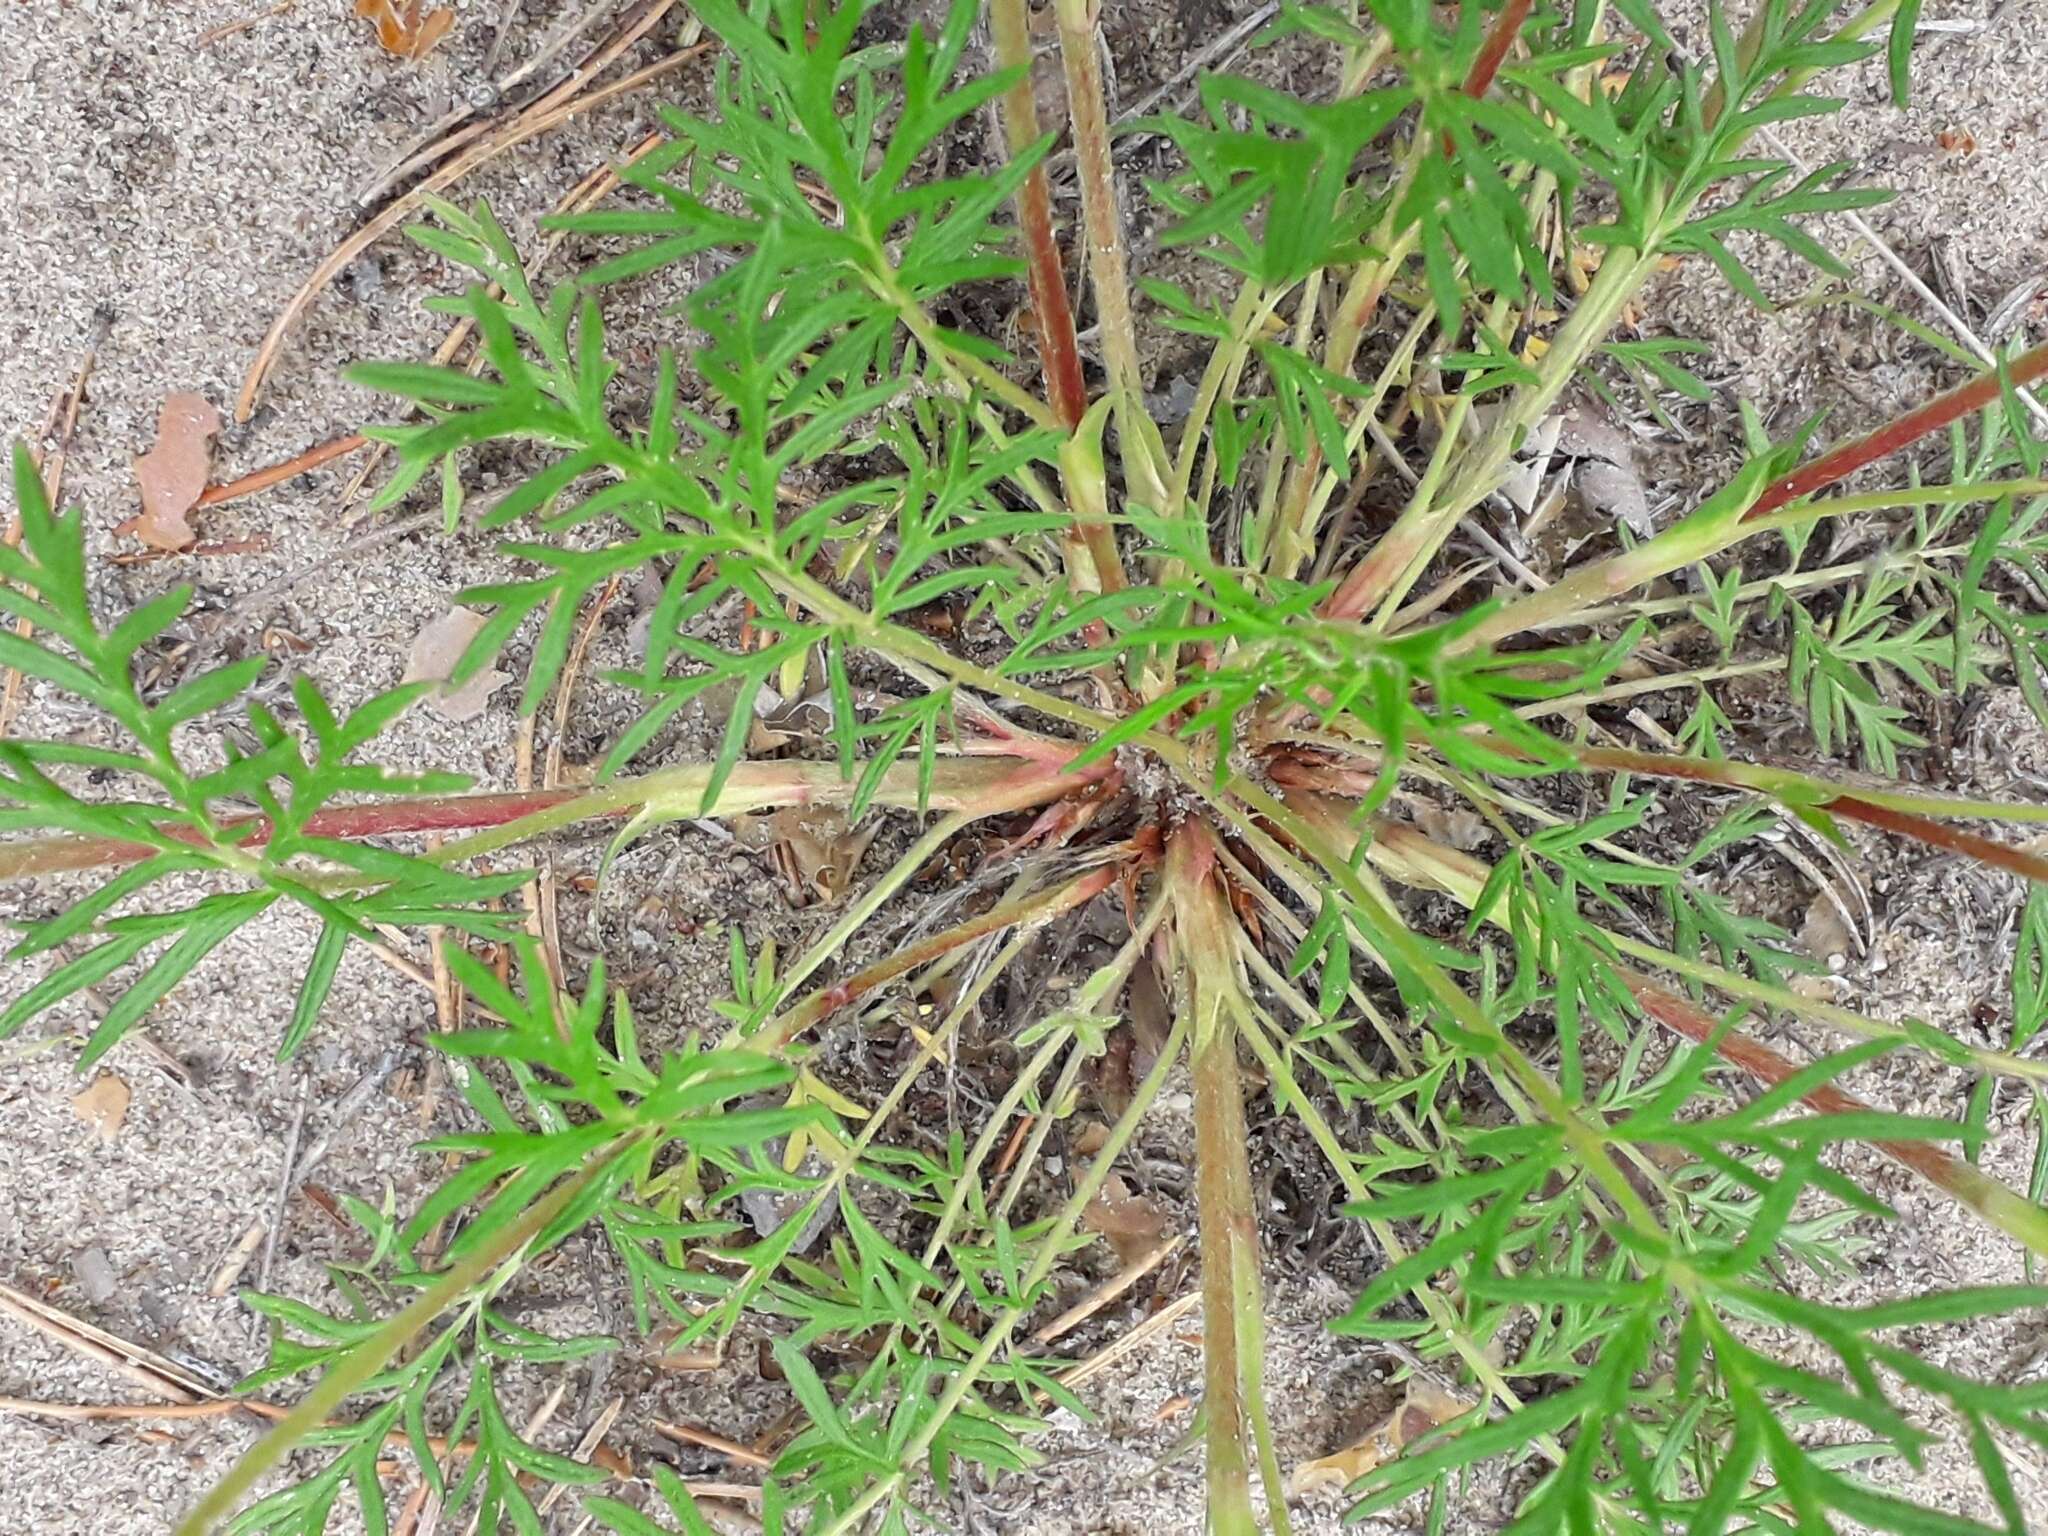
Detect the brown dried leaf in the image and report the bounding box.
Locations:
[1799,889,1856,969]
[1289,1380,1470,1496]
[125,393,221,551]
[766,807,876,905]
[354,0,454,60]
[1071,1119,1111,1159]
[1081,1174,1168,1266]
[402,607,510,724]
[71,1073,131,1145]
[1412,800,1489,852]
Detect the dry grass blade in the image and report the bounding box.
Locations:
[0,1282,218,1403]
[1030,1233,1183,1345]
[652,1418,775,1469]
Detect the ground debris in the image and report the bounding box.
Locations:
[354,0,454,61]
[122,392,221,551]
[402,606,511,723]
[70,1073,132,1145]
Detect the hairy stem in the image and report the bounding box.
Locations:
[1053,0,1170,514]
[1170,822,1287,1535]
[0,756,1097,885]
[990,0,1087,433]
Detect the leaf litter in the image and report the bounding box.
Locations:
[121,392,221,551]
[354,0,454,61]
[401,607,510,723]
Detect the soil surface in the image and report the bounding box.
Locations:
[3,1,2047,1533]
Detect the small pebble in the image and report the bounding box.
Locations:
[73,1246,117,1306]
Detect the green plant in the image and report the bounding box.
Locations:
[9,0,2048,1531]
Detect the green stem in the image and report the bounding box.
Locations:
[1193,767,1669,1245]
[1457,480,2048,653]
[1357,814,2048,1258]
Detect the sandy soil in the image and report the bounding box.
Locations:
[1,0,2046,1533]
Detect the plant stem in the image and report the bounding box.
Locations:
[990,0,1087,433]
[0,756,1099,885]
[813,995,1193,1536]
[1199,772,1670,1243]
[751,861,1123,1049]
[1354,813,2048,1257]
[1328,247,1657,625]
[1745,341,2048,522]
[1600,926,2048,1086]
[1453,478,2048,653]
[1462,0,1533,100]
[1630,980,2048,1259]
[1170,822,1284,1535]
[1053,0,1170,513]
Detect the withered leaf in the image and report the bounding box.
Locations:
[402,607,510,724]
[125,392,221,551]
[71,1073,132,1145]
[355,0,454,60]
[1288,1380,1471,1496]
[766,806,876,905]
[1081,1174,1168,1266]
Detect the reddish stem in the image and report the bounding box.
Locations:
[1437,0,1533,158]
[1568,745,2048,885]
[1461,0,1533,101]
[0,788,593,881]
[1271,744,2048,887]
[991,0,1087,433]
[1747,341,2048,521]
[1629,978,2048,1254]
[1015,177,1089,433]
[1,753,1113,885]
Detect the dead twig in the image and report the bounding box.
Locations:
[523,573,623,993]
[107,538,274,566]
[1030,1234,1184,1346]
[204,1210,269,1296]
[653,1418,774,1470]
[196,434,368,509]
[294,1048,405,1183]
[0,1282,217,1404]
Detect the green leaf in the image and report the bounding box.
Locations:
[281,924,349,1060]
